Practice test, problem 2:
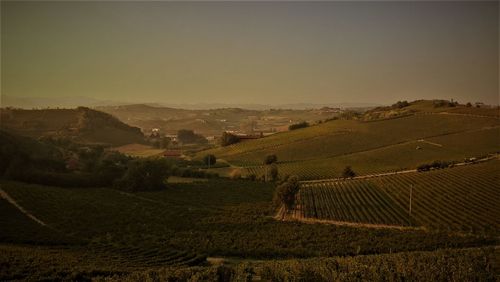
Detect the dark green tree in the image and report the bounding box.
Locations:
[264,154,278,165]
[274,175,300,211]
[341,166,356,178]
[115,158,170,192]
[203,154,217,167]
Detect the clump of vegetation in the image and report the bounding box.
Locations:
[114,158,171,192]
[220,132,240,146]
[177,129,207,145]
[263,154,278,165]
[433,100,458,108]
[288,121,309,130]
[203,154,216,167]
[417,160,452,172]
[391,100,410,109]
[341,166,356,178]
[273,175,300,211]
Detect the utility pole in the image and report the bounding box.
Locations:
[408,184,413,226]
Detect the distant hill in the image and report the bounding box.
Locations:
[96,104,349,136]
[0,107,145,146]
[199,100,499,179]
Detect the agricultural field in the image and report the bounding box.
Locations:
[202,114,498,166]
[291,160,500,233]
[2,244,497,281]
[243,126,499,180]
[113,143,165,157]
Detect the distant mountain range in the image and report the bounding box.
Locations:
[1,96,382,110]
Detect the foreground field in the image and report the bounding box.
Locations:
[1,244,497,281]
[289,160,500,233]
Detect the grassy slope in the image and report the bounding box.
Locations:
[0,108,145,146]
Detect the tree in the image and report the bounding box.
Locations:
[466,102,472,107]
[264,154,278,165]
[220,132,240,146]
[274,175,300,211]
[341,166,356,178]
[288,121,309,131]
[115,158,170,192]
[203,154,216,167]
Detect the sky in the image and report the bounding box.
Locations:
[1,1,498,106]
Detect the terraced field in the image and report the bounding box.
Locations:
[292,160,500,233]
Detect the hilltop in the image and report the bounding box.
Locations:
[0,107,145,146]
[198,100,499,179]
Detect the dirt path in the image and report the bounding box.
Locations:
[275,206,424,231]
[0,188,47,226]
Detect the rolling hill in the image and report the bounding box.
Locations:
[0,107,145,146]
[199,101,499,179]
[96,104,345,136]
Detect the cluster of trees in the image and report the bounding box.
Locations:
[288,121,309,131]
[220,132,240,146]
[391,100,410,109]
[433,100,458,108]
[417,160,452,172]
[177,129,207,145]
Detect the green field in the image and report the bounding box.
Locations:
[293,160,500,233]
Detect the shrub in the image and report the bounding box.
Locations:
[341,166,356,178]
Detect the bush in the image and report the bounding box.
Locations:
[341,166,356,178]
[229,169,241,180]
[288,122,309,131]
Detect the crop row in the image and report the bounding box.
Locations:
[295,160,500,233]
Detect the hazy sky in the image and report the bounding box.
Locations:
[1,1,498,105]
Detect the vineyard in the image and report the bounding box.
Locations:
[291,160,500,233]
[202,114,499,165]
[242,127,499,180]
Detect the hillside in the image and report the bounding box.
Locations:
[200,101,499,179]
[289,159,499,233]
[0,107,145,146]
